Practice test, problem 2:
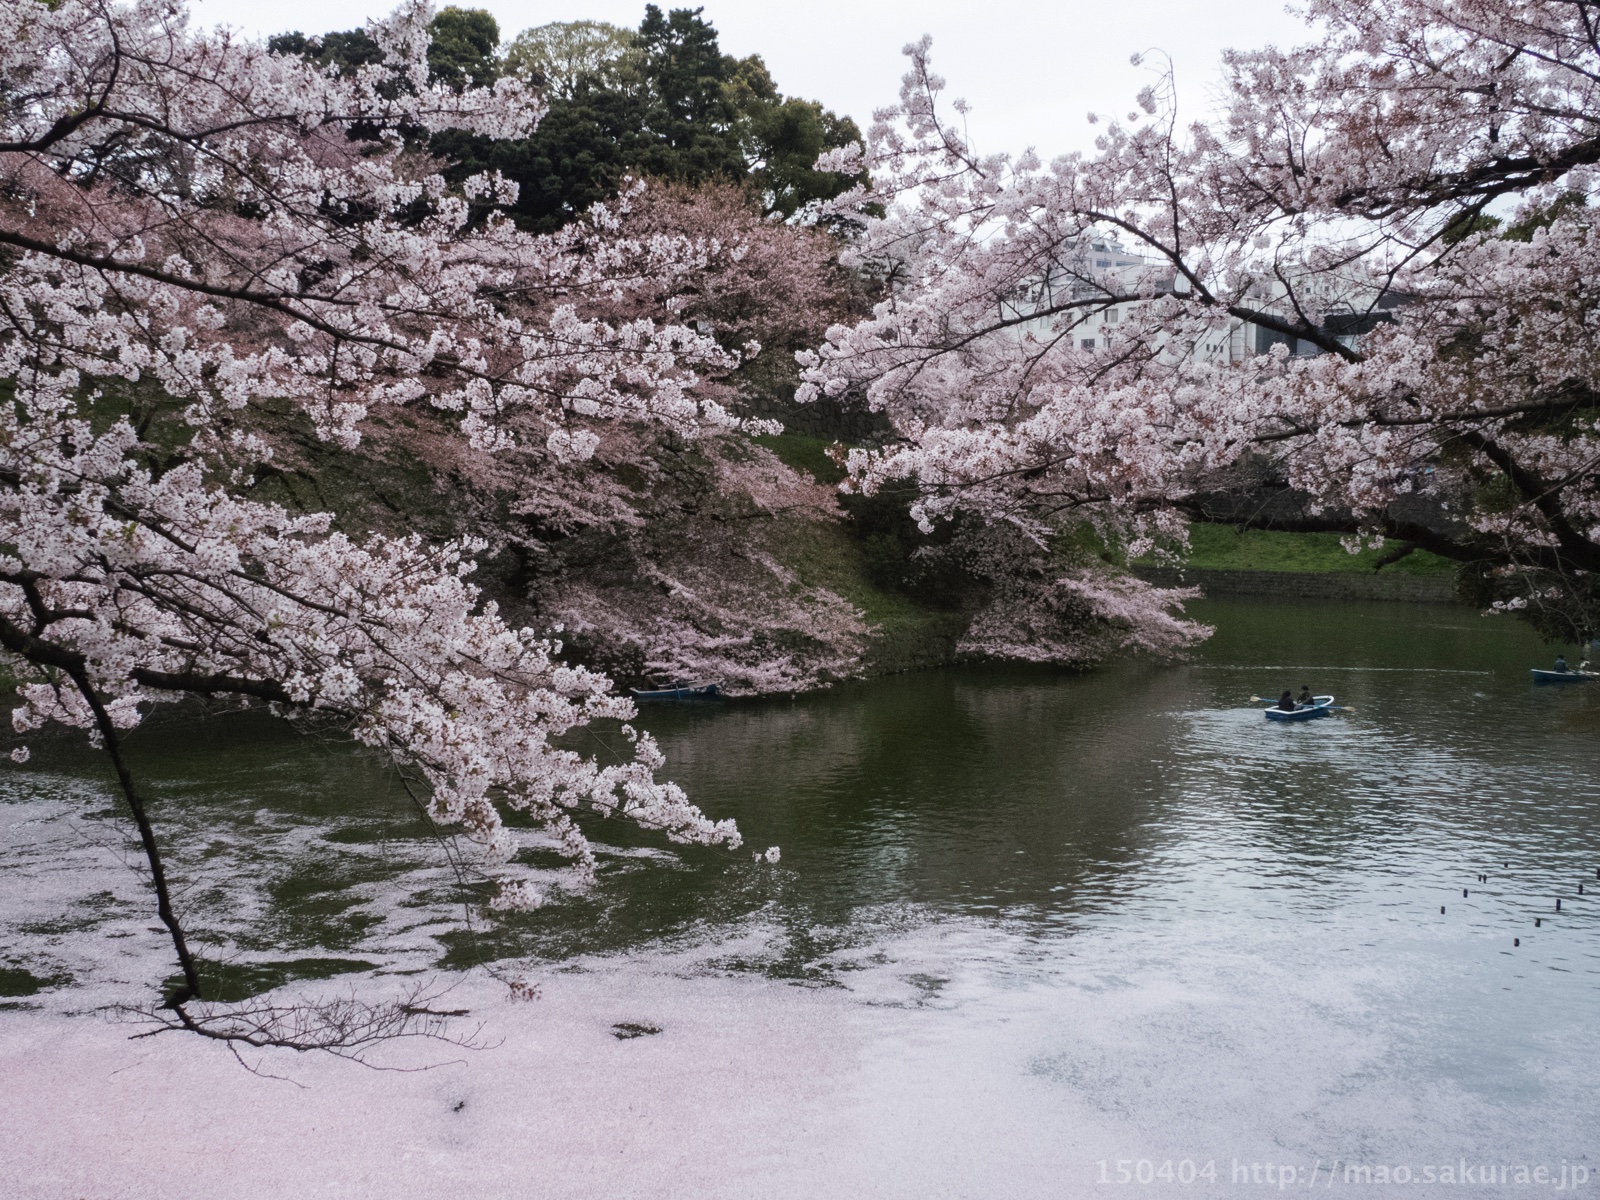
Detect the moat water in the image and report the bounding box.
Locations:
[2,598,1596,1195]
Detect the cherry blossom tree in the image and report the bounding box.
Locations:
[339,179,875,696]
[0,0,765,1045]
[804,1,1600,641]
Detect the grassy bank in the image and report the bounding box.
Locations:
[755,434,973,676]
[752,444,1470,662]
[772,515,971,677]
[1173,523,1456,576]
[752,433,847,485]
[752,444,1459,583]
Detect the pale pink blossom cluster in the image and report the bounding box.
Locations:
[929,521,1207,665]
[546,445,875,697]
[0,0,757,921]
[801,2,1600,618]
[363,182,877,698]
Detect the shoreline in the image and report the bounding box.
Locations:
[1133,564,1460,605]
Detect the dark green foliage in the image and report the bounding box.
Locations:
[429,81,650,233]
[267,25,398,141]
[269,8,501,89]
[752,434,847,485]
[427,7,501,91]
[1440,191,1587,246]
[619,8,865,219]
[631,5,745,182]
[274,6,865,232]
[1456,559,1600,644]
[723,54,867,218]
[1439,208,1501,246]
[840,484,976,608]
[0,965,67,997]
[1502,191,1588,243]
[751,96,864,217]
[1053,520,1122,568]
[267,28,385,75]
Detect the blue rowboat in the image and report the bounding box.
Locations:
[629,683,721,701]
[1531,669,1597,684]
[1264,695,1334,722]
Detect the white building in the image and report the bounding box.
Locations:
[1009,233,1394,365]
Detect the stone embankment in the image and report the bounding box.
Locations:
[1133,565,1459,604]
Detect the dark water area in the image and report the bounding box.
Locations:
[3,598,1597,1183]
[555,598,1600,969]
[7,598,1598,977]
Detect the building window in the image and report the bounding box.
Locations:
[1080,338,1096,350]
[1105,308,1119,323]
[1095,259,1112,268]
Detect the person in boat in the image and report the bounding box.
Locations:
[1555,655,1570,673]
[1296,685,1315,707]
[1277,689,1298,711]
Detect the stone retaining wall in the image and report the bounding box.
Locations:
[1132,565,1460,604]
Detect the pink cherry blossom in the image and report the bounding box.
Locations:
[804,3,1600,637]
[0,0,756,1024]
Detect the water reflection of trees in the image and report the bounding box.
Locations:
[15,606,1598,987]
[622,665,1177,930]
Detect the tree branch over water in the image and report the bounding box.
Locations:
[0,0,749,1042]
[801,0,1600,635]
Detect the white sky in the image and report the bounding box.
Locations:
[188,0,1317,159]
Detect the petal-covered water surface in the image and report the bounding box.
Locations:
[2,598,1596,1197]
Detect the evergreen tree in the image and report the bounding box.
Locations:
[274,6,865,232]
[426,6,501,91]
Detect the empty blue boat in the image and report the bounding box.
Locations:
[629,683,721,701]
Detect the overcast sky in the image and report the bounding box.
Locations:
[188,0,1316,159]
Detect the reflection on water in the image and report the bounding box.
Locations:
[598,598,1600,953]
[2,598,1597,1174]
[5,598,1598,973]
